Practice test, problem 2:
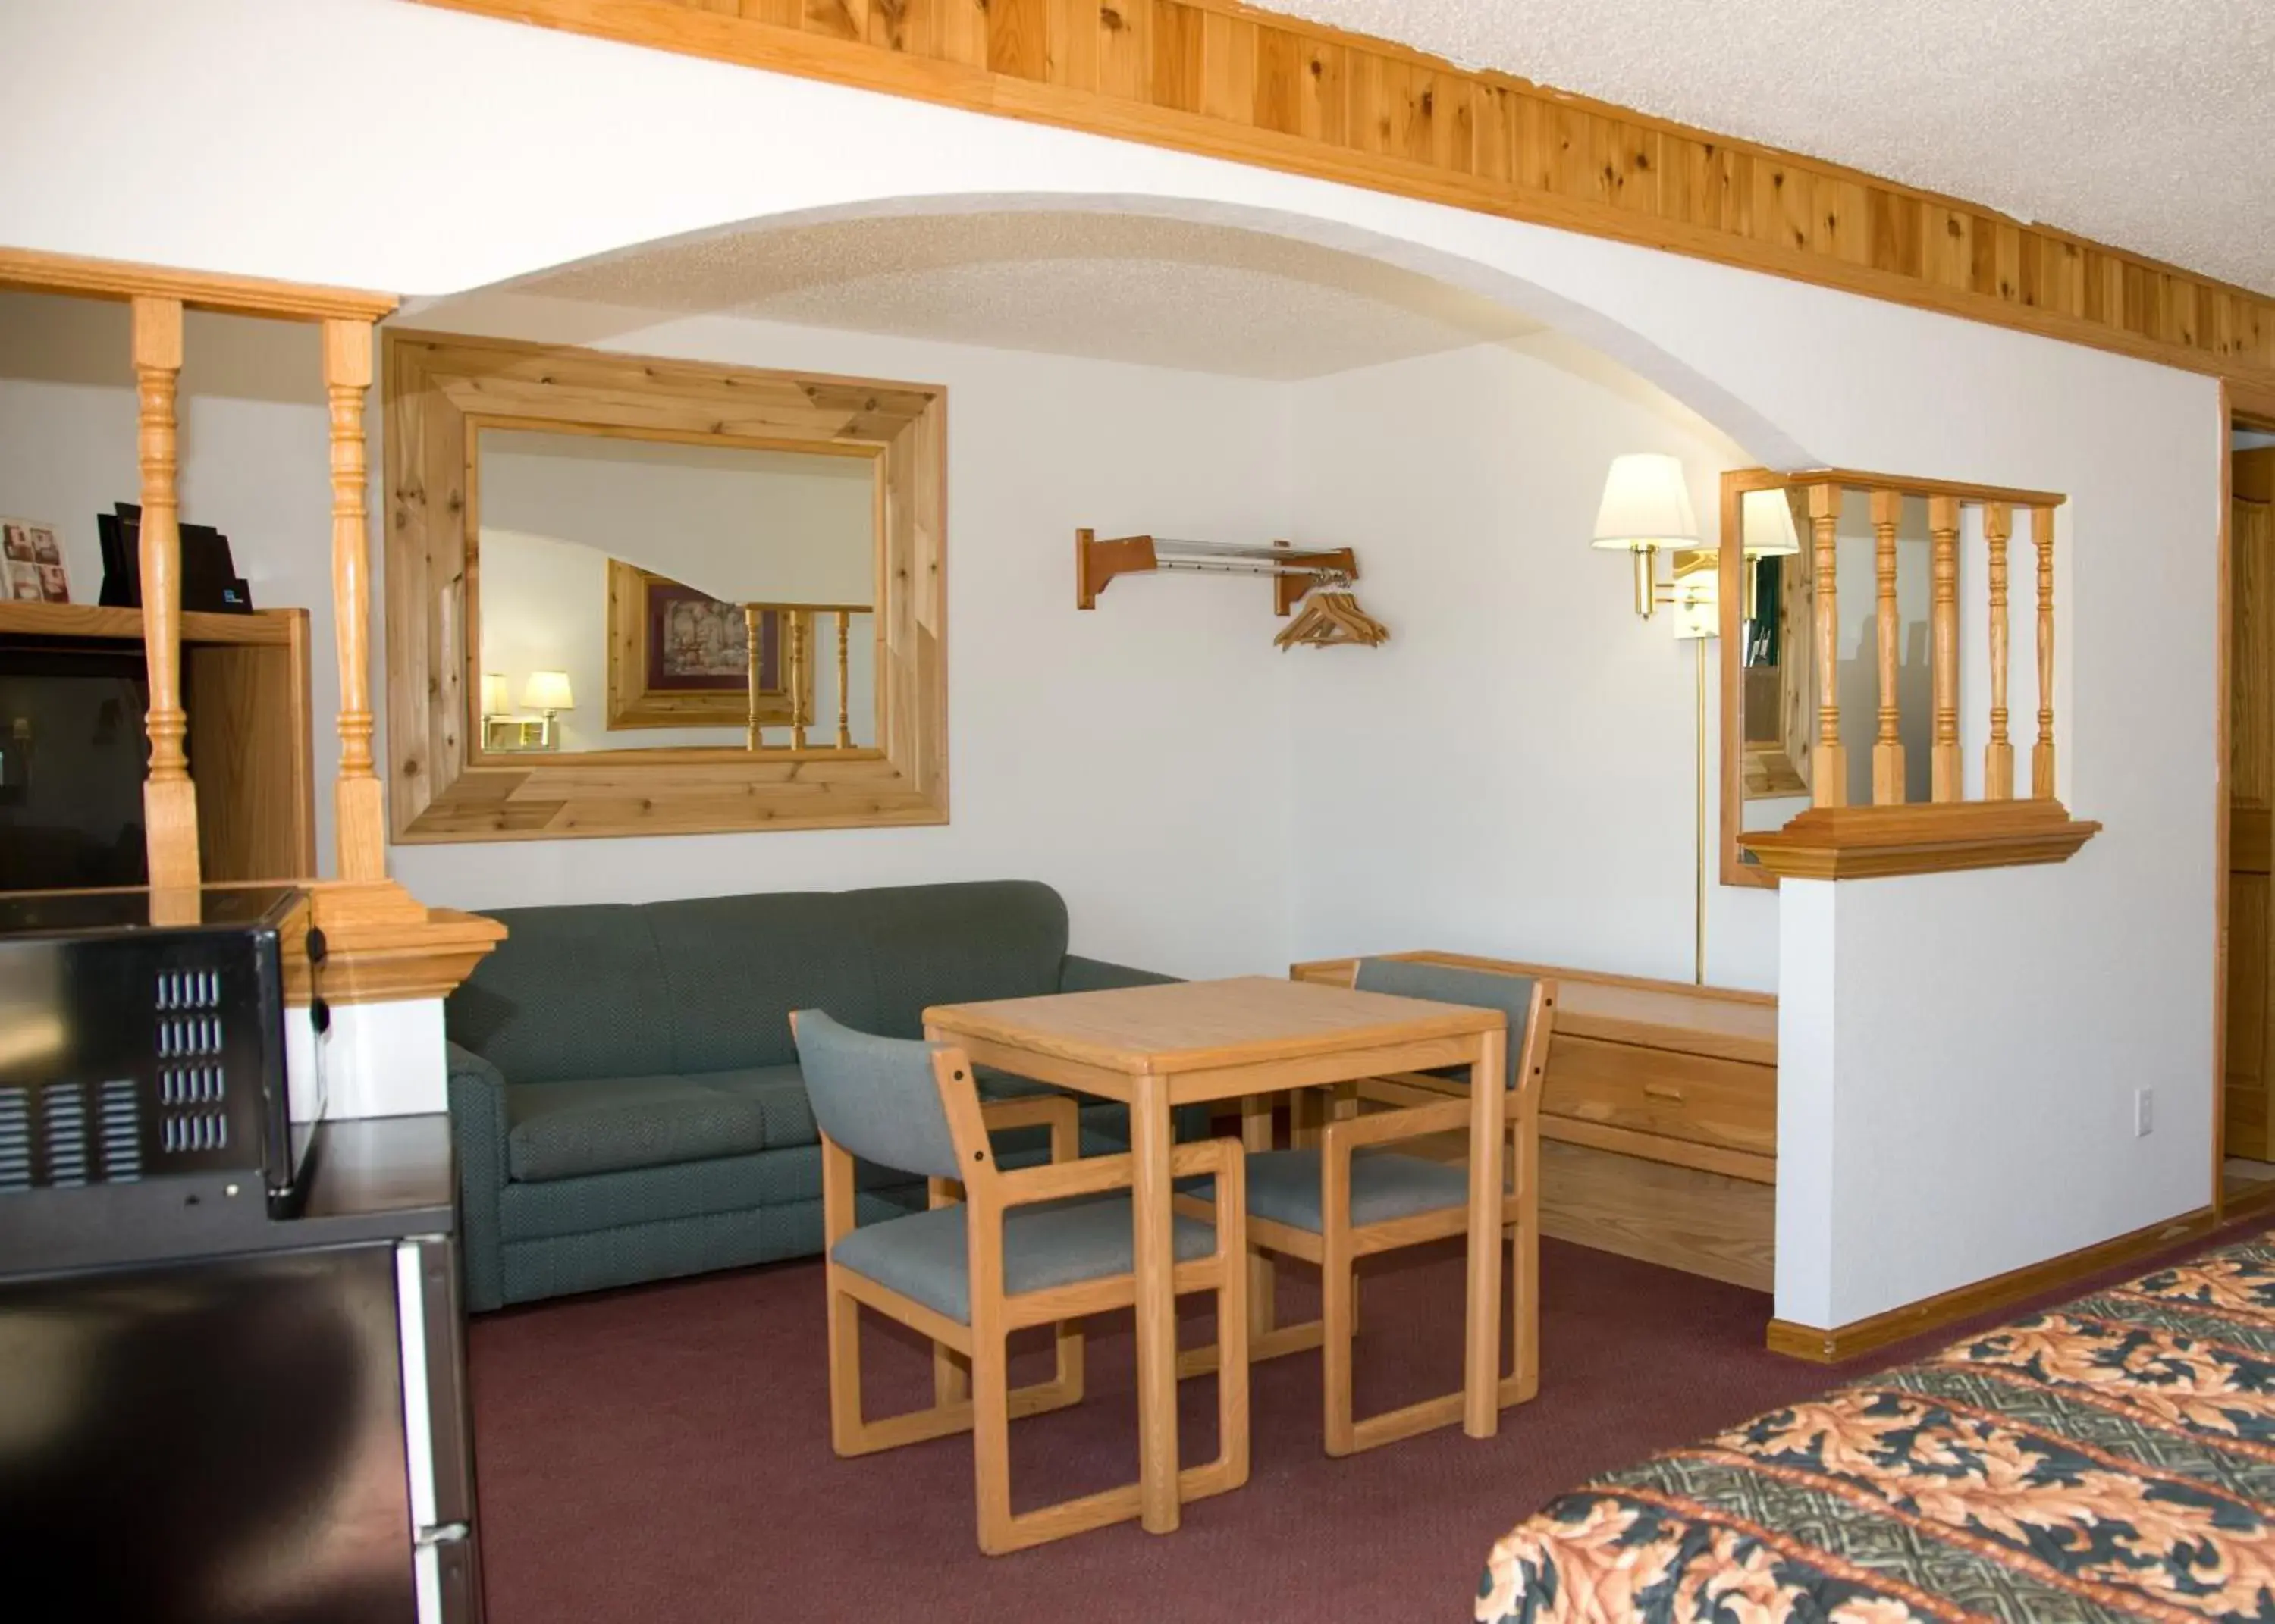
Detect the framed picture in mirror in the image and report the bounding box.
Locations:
[604,561,805,729]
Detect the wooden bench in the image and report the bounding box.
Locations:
[1290,952,1776,1292]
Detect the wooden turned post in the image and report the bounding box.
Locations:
[1983,503,2015,799]
[323,318,385,880]
[1928,494,1962,801]
[133,296,199,890]
[745,605,763,752]
[835,609,852,749]
[2032,506,2057,798]
[1869,488,1906,804]
[1809,482,1847,807]
[789,613,808,751]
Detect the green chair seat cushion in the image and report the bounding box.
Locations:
[830,1194,1216,1325]
[506,1077,768,1182]
[1244,1146,1471,1233]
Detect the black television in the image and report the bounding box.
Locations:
[0,641,152,891]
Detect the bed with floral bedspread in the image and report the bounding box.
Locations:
[1478,1229,2275,1623]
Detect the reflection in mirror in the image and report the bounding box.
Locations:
[1734,484,1937,829]
[1737,488,1812,834]
[472,428,877,755]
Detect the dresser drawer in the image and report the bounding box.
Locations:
[1541,1034,1775,1158]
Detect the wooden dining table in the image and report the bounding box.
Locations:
[923,974,1508,1535]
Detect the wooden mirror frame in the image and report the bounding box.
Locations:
[1718,468,1802,890]
[384,331,947,842]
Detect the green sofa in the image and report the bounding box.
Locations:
[444,879,1178,1312]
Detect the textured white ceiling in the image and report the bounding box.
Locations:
[1272,0,2275,294]
[515,212,1542,379]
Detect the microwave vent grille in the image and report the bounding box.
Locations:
[100,1080,141,1183]
[42,1082,87,1188]
[160,1111,228,1155]
[0,1088,27,1193]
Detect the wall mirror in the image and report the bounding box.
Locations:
[385,332,946,842]
[1720,472,1937,885]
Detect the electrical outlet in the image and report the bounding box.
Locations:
[2134,1088,2154,1138]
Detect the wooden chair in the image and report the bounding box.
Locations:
[1225,960,1553,1456]
[790,1009,1250,1555]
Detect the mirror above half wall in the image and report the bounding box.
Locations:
[384,331,946,842]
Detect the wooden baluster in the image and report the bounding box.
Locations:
[323,319,384,880]
[790,612,808,751]
[1983,503,2015,798]
[2032,505,2057,798]
[745,605,762,752]
[835,608,852,749]
[1928,494,1961,801]
[133,296,199,890]
[1870,488,1905,804]
[1808,482,1846,807]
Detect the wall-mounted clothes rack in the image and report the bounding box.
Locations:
[1075,530,1360,616]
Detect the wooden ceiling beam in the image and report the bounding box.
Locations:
[409,0,2274,394]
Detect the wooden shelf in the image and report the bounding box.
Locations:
[0,600,296,647]
[1738,800,2101,881]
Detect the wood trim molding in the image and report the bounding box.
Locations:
[0,246,397,323]
[410,0,2275,395]
[1767,1205,2218,1364]
[1737,800,2100,881]
[383,330,949,842]
[281,880,507,1007]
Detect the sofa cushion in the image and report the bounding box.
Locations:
[449,904,673,1084]
[854,881,1068,1036]
[645,892,880,1074]
[697,1064,819,1149]
[506,1077,767,1182]
[830,1193,1216,1324]
[499,1145,922,1240]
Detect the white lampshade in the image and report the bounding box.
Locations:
[1590,453,1699,551]
[1740,488,1803,557]
[522,670,574,712]
[479,671,510,716]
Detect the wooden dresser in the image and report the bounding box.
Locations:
[1291,952,1778,1291]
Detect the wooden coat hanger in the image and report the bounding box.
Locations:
[1273,573,1388,650]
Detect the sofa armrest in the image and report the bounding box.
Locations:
[1058,953,1181,994]
[444,1041,510,1312]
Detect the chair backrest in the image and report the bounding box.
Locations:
[1352,958,1538,1091]
[791,1010,966,1181]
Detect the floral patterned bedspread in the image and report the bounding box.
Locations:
[1479,1232,2275,1623]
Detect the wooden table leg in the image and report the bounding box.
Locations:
[1131,1070,1181,1533]
[1240,1093,1276,1338]
[1464,1027,1508,1438]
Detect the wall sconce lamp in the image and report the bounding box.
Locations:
[521,670,573,752]
[1592,453,1719,638]
[482,669,574,753]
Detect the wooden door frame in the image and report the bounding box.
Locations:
[2217,381,2275,1219]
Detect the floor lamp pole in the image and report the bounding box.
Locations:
[1694,633,1709,987]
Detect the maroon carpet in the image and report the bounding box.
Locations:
[466,1224,2250,1624]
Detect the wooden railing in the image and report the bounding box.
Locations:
[1731,469,2099,881]
[0,246,504,1002]
[743,602,873,752]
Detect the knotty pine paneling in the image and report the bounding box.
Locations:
[416,0,2275,392]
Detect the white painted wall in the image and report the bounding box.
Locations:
[390,293,1301,980]
[0,292,340,870]
[0,0,2227,1322]
[1282,337,1778,990]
